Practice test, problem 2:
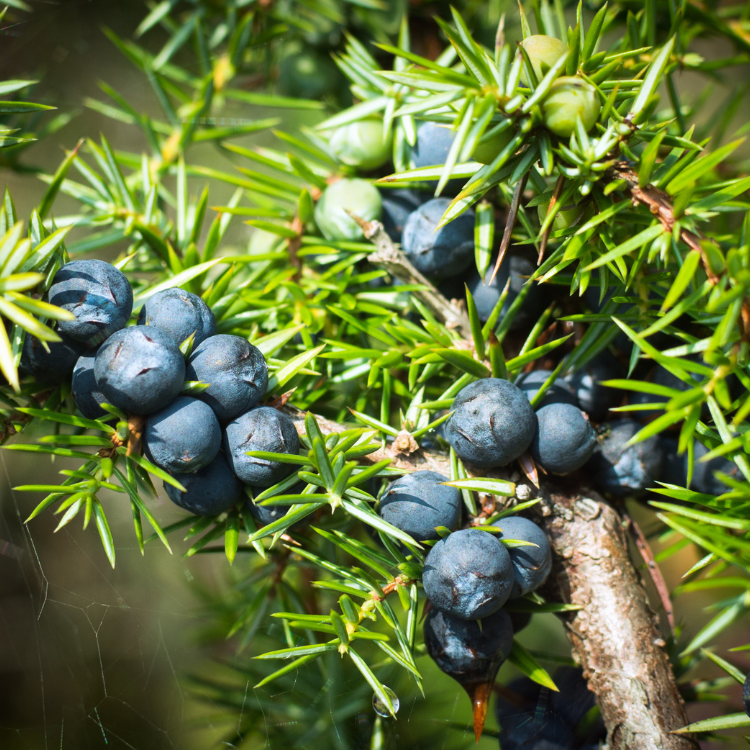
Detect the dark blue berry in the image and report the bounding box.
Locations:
[380,188,425,242]
[378,471,461,542]
[422,528,514,620]
[144,396,221,474]
[497,516,552,597]
[445,378,537,468]
[94,327,185,415]
[402,198,474,279]
[186,334,268,422]
[412,122,455,169]
[223,406,300,487]
[424,606,513,682]
[744,672,750,718]
[48,260,133,346]
[588,420,663,497]
[20,332,84,384]
[164,451,244,516]
[691,440,740,496]
[72,350,108,419]
[566,350,624,422]
[658,437,687,488]
[466,256,542,328]
[531,403,596,475]
[136,288,216,348]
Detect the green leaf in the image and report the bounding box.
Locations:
[435,348,490,378]
[442,477,516,495]
[674,713,750,734]
[507,640,559,691]
[629,37,675,120]
[266,345,325,392]
[133,260,221,303]
[92,500,116,569]
[348,648,397,718]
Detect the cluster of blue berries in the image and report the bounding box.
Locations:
[21,259,302,526]
[376,470,551,699]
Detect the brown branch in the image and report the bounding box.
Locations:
[614,163,750,341]
[542,489,698,750]
[611,163,717,281]
[359,218,473,338]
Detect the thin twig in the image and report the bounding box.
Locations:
[490,172,529,284]
[624,513,676,636]
[356,216,474,338]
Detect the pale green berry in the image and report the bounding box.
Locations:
[537,199,594,231]
[541,77,600,138]
[520,35,568,85]
[314,178,383,241]
[471,127,514,165]
[329,119,393,170]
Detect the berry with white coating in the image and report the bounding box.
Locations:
[401,198,475,279]
[530,403,596,475]
[445,378,537,468]
[186,334,268,422]
[378,471,461,542]
[422,528,515,620]
[144,396,222,474]
[164,451,244,516]
[497,516,552,598]
[49,259,133,346]
[136,288,216,348]
[72,350,108,419]
[94,327,185,415]
[588,419,663,497]
[223,406,300,487]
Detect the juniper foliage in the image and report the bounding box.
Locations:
[3,0,750,745]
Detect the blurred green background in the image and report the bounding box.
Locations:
[0,1,747,748]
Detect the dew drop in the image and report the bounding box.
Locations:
[372,686,399,717]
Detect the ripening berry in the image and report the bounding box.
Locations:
[537,199,594,232]
[519,35,568,85]
[541,77,600,138]
[471,127,514,165]
[329,119,392,170]
[314,178,383,241]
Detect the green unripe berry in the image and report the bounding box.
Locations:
[541,77,600,138]
[471,127,514,165]
[329,119,393,170]
[537,200,594,231]
[520,35,568,85]
[314,178,383,241]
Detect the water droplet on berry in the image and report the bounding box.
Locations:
[372,686,399,717]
